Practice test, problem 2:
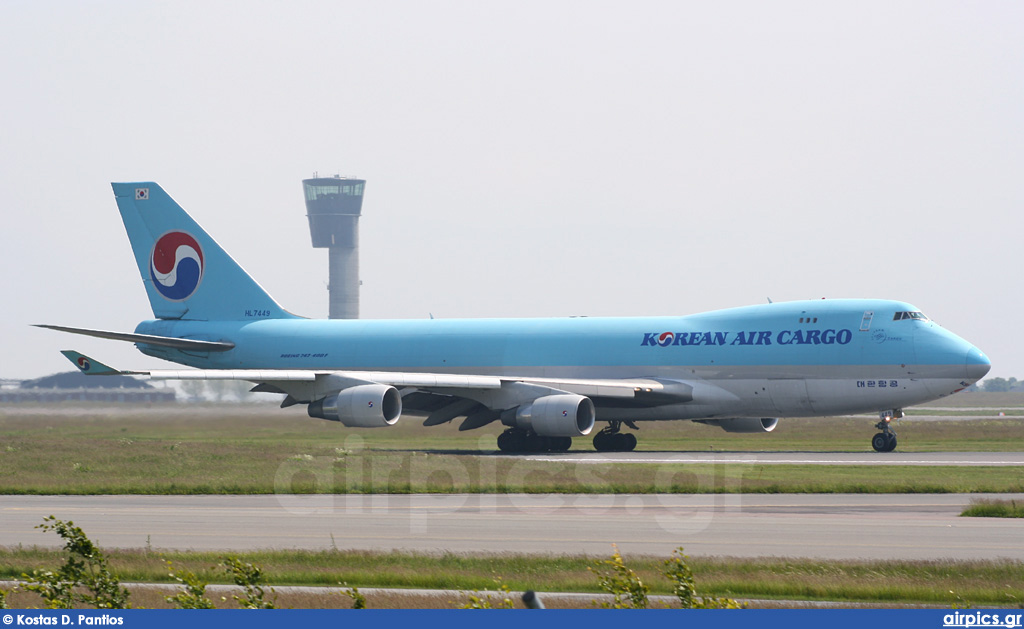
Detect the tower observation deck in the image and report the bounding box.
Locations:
[302,176,366,319]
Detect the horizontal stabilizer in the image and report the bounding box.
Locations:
[60,351,123,376]
[36,324,235,352]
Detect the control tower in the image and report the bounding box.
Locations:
[302,175,366,319]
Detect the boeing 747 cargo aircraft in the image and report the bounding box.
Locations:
[40,183,991,453]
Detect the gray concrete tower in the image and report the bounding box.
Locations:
[302,176,366,319]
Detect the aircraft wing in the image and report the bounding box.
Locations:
[62,351,501,387]
[60,351,690,410]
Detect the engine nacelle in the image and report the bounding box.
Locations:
[514,394,595,437]
[699,417,779,433]
[307,384,402,428]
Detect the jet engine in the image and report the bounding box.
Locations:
[513,394,595,437]
[307,384,402,428]
[698,417,779,433]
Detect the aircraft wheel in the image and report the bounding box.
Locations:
[871,433,888,452]
[522,433,544,453]
[549,436,572,452]
[883,433,898,452]
[607,433,636,452]
[498,429,529,452]
[594,430,637,452]
[497,431,512,451]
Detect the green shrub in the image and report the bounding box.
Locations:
[21,516,131,609]
[339,583,366,609]
[590,546,649,609]
[458,578,516,609]
[164,559,215,609]
[664,548,743,609]
[222,556,276,609]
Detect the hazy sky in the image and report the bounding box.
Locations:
[2,1,1021,381]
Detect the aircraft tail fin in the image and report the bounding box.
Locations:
[112,183,298,321]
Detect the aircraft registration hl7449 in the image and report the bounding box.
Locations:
[40,183,991,453]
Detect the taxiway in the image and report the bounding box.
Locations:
[2,493,1022,561]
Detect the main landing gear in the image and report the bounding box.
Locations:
[495,421,642,453]
[592,421,638,452]
[497,428,572,453]
[871,409,902,452]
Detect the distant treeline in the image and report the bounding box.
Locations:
[972,377,1024,393]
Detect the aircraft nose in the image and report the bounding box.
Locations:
[965,346,991,382]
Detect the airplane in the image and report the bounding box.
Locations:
[39,182,991,453]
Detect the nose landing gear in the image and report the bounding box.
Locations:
[871,409,902,452]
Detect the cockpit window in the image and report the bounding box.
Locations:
[893,311,929,321]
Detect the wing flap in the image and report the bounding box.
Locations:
[338,371,502,389]
[148,370,317,381]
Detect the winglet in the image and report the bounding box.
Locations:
[60,351,123,376]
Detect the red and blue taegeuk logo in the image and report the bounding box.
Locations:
[150,232,204,301]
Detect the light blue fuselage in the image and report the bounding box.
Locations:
[135,298,989,422]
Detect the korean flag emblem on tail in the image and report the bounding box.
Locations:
[135,188,149,200]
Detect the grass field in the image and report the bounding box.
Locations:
[2,397,1023,495]
[962,498,1024,518]
[1,547,1021,607]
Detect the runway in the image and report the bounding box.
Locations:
[505,451,1024,466]
[2,493,1022,561]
